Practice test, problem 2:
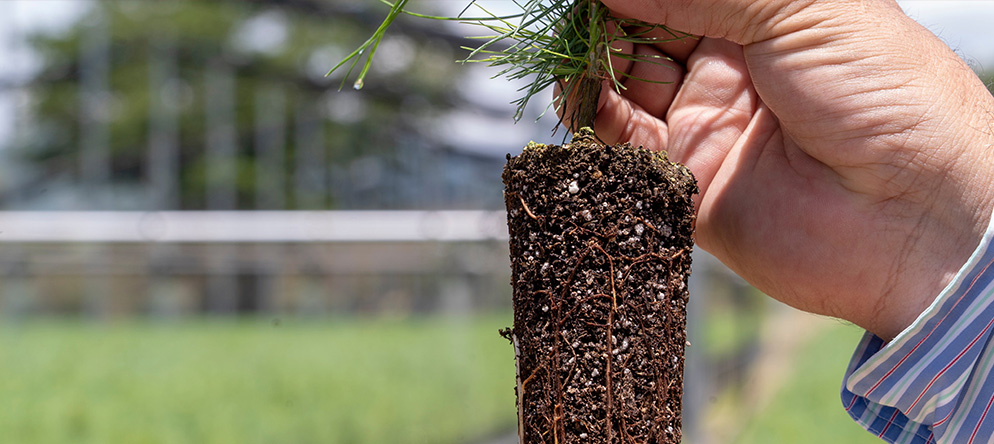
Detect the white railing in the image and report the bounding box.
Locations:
[0,210,510,243]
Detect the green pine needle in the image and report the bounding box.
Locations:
[328,0,690,127]
[328,0,412,91]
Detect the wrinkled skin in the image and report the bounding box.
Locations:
[583,0,994,340]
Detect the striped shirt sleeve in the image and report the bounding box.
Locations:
[842,212,994,444]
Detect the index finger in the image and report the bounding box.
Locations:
[615,18,700,64]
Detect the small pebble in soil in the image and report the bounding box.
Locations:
[568,180,580,194]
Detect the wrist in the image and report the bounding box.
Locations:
[865,160,994,341]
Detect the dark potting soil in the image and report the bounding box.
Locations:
[502,129,698,444]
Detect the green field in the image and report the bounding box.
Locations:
[0,315,517,444]
[0,313,885,444]
[735,322,880,444]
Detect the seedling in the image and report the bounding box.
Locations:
[331,2,698,443]
[328,0,685,129]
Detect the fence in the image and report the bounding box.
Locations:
[0,210,512,317]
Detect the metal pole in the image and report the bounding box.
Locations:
[205,59,237,211]
[293,98,326,210]
[255,86,286,210]
[293,97,327,313]
[80,7,111,209]
[204,59,238,313]
[254,85,288,314]
[148,35,179,210]
[146,32,183,317]
[79,7,112,318]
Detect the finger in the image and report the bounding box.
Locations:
[615,43,684,117]
[665,38,760,195]
[593,85,670,151]
[601,0,837,44]
[649,33,699,64]
[616,20,700,63]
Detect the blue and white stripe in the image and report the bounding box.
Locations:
[843,211,994,443]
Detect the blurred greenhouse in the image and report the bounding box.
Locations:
[0,1,989,444]
[0,0,536,318]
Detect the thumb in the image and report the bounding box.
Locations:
[600,0,891,44]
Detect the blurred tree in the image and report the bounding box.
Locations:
[11,0,504,210]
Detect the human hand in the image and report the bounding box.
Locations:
[590,0,994,340]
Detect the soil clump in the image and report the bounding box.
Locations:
[502,129,698,443]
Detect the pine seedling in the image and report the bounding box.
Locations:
[331,3,699,443]
[328,0,687,129]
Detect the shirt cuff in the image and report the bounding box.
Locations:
[842,211,994,443]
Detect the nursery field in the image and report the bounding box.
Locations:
[0,312,881,444]
[0,315,517,444]
[735,322,879,444]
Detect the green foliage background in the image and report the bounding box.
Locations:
[0,315,517,444]
[735,323,879,444]
[15,0,487,210]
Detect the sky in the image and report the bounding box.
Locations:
[898,0,994,69]
[0,0,992,151]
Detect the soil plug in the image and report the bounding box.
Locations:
[502,128,697,443]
